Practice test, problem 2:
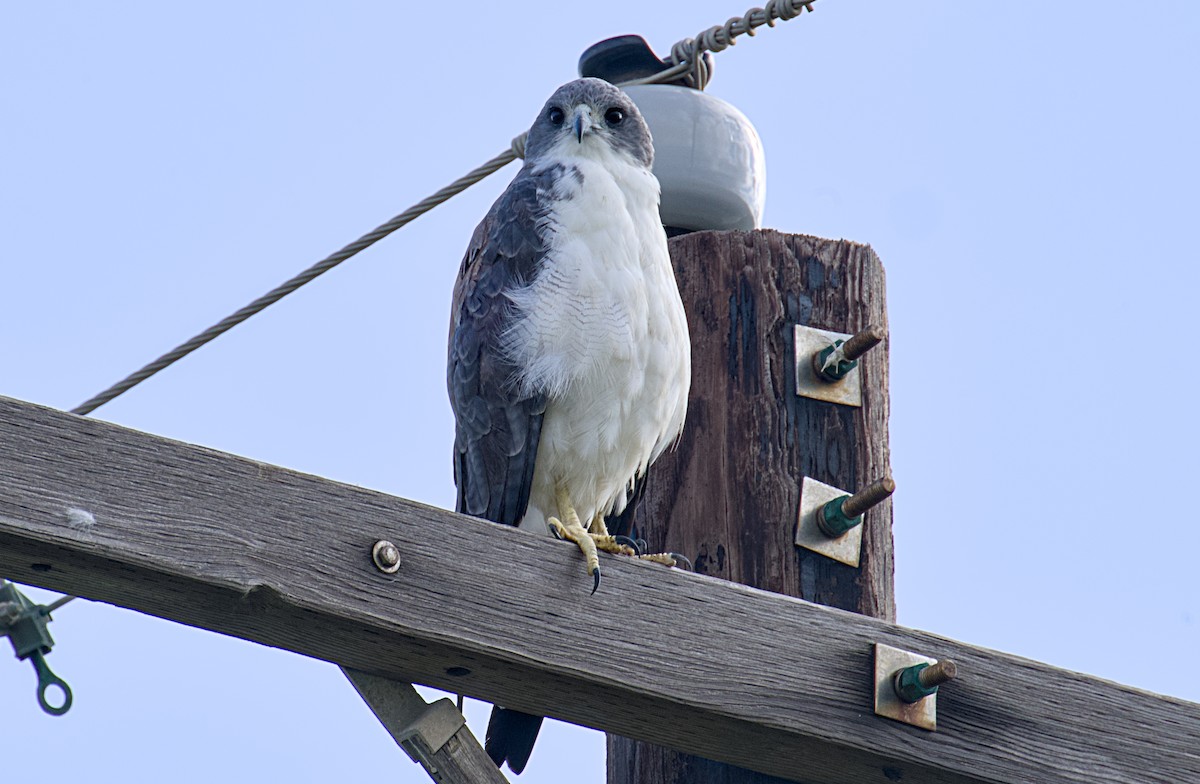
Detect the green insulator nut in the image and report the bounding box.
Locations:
[816,495,863,538]
[813,340,858,382]
[893,663,939,703]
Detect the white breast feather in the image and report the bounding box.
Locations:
[503,140,690,531]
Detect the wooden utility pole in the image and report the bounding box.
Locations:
[608,230,894,783]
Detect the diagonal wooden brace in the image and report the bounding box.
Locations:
[344,668,508,784]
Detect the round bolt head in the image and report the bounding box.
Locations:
[372,540,401,574]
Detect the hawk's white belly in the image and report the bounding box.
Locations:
[503,148,690,532]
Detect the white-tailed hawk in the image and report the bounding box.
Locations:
[447,77,691,774]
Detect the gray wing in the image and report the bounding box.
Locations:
[447,168,553,525]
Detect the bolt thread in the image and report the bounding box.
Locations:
[840,477,896,519]
[840,325,886,361]
[918,659,957,688]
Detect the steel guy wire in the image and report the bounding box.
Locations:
[42,0,820,611]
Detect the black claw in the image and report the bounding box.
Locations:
[548,524,563,540]
[591,568,601,595]
[614,535,642,554]
[635,538,648,553]
[669,553,694,572]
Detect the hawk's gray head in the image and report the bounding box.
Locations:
[523,78,653,169]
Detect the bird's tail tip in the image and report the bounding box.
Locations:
[485,706,545,774]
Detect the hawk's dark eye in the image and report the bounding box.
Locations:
[605,107,625,126]
[548,107,565,125]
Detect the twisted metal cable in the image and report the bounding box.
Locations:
[71,146,520,417]
[72,0,816,420]
[670,0,817,89]
[43,0,819,613]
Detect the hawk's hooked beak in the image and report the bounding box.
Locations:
[572,105,593,143]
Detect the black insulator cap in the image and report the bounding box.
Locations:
[578,35,698,87]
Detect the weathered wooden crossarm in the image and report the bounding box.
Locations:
[0,394,1196,783]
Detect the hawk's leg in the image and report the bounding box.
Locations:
[587,514,610,537]
[546,487,603,593]
[587,513,638,556]
[548,490,686,592]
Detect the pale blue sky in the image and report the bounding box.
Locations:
[3,2,1198,782]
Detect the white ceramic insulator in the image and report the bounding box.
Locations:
[624,84,766,232]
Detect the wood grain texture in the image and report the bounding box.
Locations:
[0,394,1197,783]
[608,229,894,783]
[433,728,515,784]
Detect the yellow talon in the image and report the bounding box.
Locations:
[547,487,680,589]
[546,516,569,540]
[549,486,602,592]
[636,553,678,567]
[591,534,637,556]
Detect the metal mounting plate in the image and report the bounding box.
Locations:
[795,477,863,567]
[874,643,939,731]
[793,325,863,407]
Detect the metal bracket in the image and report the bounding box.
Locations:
[344,668,466,760]
[873,643,939,731]
[0,580,72,715]
[795,477,864,567]
[344,667,509,783]
[398,698,468,770]
[793,325,863,407]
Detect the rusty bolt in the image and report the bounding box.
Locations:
[840,477,896,520]
[812,325,886,382]
[371,540,401,574]
[816,477,896,539]
[840,477,897,518]
[919,660,957,688]
[893,659,958,703]
[840,325,887,362]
